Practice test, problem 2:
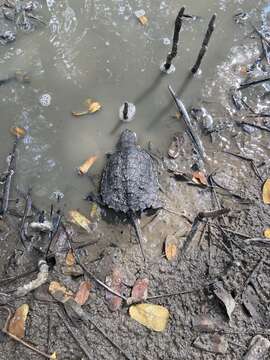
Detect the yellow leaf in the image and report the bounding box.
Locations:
[8,304,29,339]
[263,179,270,204]
[68,210,91,233]
[88,101,101,113]
[10,126,26,138]
[50,352,57,359]
[48,281,73,303]
[65,249,75,266]
[77,155,97,175]
[129,304,169,332]
[165,234,178,261]
[138,15,148,25]
[264,229,270,238]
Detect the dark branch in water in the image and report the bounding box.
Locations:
[238,75,270,90]
[0,137,18,216]
[168,85,206,160]
[123,102,128,120]
[191,14,216,74]
[164,7,185,70]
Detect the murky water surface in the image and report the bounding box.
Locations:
[0,0,268,214]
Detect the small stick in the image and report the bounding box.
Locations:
[238,120,270,133]
[168,85,206,159]
[191,14,216,74]
[164,7,185,70]
[56,309,92,360]
[19,188,32,247]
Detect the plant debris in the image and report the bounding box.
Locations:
[8,304,29,339]
[262,179,270,204]
[77,155,97,175]
[72,99,101,116]
[213,281,236,321]
[74,281,91,306]
[129,304,169,332]
[164,234,178,261]
[105,268,123,311]
[127,278,149,305]
[68,210,92,232]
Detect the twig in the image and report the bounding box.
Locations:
[191,14,216,74]
[164,7,185,70]
[168,85,206,159]
[19,187,32,247]
[56,309,92,360]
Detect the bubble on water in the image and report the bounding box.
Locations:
[162,38,170,45]
[160,62,175,74]
[134,9,145,18]
[39,93,51,107]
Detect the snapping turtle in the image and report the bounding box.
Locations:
[90,129,161,261]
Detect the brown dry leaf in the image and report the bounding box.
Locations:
[10,126,26,138]
[65,249,75,266]
[68,210,91,233]
[74,281,92,305]
[192,170,208,186]
[138,15,148,25]
[263,179,270,204]
[8,304,29,339]
[77,155,97,175]
[264,229,270,238]
[105,268,123,311]
[129,304,169,332]
[127,278,149,304]
[165,234,178,261]
[48,281,73,303]
[71,99,101,117]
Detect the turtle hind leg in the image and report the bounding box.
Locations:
[130,213,146,262]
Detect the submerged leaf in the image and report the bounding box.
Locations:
[8,304,29,339]
[74,281,91,305]
[165,234,178,261]
[10,126,26,138]
[129,303,169,332]
[262,179,270,204]
[68,210,91,233]
[77,155,97,175]
[88,101,101,113]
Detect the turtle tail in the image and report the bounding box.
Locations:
[130,213,146,262]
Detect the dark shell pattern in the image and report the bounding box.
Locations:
[100,131,160,214]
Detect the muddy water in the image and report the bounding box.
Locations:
[0,0,266,214]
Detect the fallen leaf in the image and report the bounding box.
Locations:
[165,234,178,261]
[262,179,270,204]
[105,268,123,311]
[50,352,58,360]
[138,15,148,25]
[129,303,169,332]
[87,100,101,113]
[77,155,97,175]
[193,334,228,354]
[213,282,235,321]
[74,281,91,305]
[61,265,84,277]
[264,229,270,238]
[72,99,101,117]
[48,281,73,303]
[127,278,149,305]
[68,210,91,233]
[192,170,208,186]
[10,126,26,138]
[65,249,75,266]
[8,304,29,339]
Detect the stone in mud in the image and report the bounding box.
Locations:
[243,335,270,360]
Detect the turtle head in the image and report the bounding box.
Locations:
[117,129,137,149]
